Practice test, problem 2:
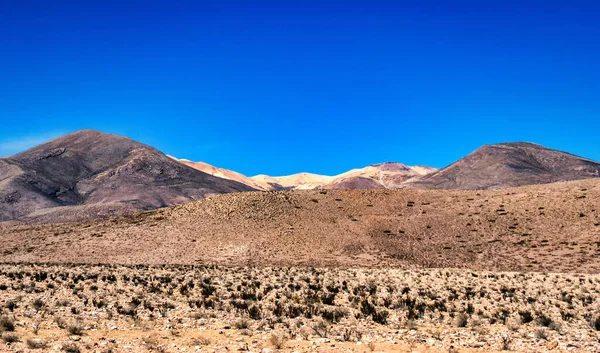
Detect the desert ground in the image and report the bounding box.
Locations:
[0,264,599,352]
[2,179,600,273]
[2,180,600,352]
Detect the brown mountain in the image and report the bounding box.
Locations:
[3,178,600,273]
[0,130,254,224]
[411,142,600,190]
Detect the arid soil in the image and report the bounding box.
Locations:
[0,264,598,352]
[2,179,600,273]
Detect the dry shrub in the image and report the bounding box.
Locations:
[67,321,85,336]
[455,313,469,327]
[234,317,250,329]
[62,343,81,353]
[269,332,288,349]
[501,335,512,350]
[535,328,549,340]
[0,316,15,332]
[2,333,20,343]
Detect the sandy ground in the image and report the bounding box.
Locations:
[0,264,598,352]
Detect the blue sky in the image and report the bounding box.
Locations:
[1,1,599,176]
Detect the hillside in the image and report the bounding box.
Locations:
[3,178,599,273]
[412,142,600,189]
[0,130,255,224]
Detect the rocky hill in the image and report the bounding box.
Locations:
[4,178,600,273]
[0,130,255,224]
[412,142,600,189]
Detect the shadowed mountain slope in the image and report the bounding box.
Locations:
[0,130,255,223]
[411,142,600,190]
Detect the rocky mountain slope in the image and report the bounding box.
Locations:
[0,130,255,224]
[4,178,600,273]
[413,142,600,190]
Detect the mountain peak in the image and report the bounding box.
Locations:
[492,141,545,148]
[414,142,600,189]
[0,131,255,224]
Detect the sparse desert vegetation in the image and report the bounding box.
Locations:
[0,264,598,352]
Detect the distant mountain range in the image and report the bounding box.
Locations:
[172,157,436,191]
[1,130,600,224]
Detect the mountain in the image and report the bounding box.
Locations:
[251,173,334,190]
[412,142,600,190]
[176,160,437,190]
[168,158,336,190]
[5,132,600,225]
[5,178,600,273]
[0,130,255,224]
[173,158,269,191]
[324,162,437,189]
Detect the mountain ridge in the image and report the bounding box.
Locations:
[174,159,437,190]
[0,130,255,224]
[413,141,600,189]
[3,130,600,224]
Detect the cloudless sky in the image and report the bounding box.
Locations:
[1,0,599,176]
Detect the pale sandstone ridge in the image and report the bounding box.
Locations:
[175,159,437,190]
[325,162,438,189]
[251,172,335,190]
[168,158,336,191]
[172,158,268,191]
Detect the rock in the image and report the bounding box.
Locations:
[470,341,485,348]
[29,338,44,346]
[547,341,559,350]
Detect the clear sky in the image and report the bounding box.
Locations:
[1,1,599,176]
